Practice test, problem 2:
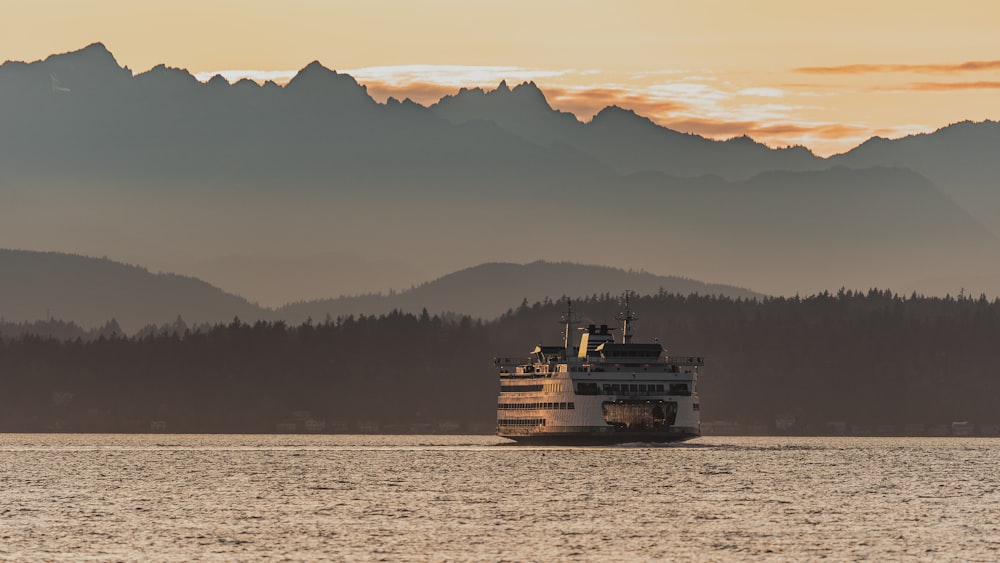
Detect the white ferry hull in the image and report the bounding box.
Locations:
[496,302,704,446]
[500,428,700,445]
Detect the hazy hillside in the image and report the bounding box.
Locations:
[614,166,1000,295]
[832,120,1000,236]
[0,250,764,331]
[2,44,1000,301]
[276,261,764,322]
[0,249,265,331]
[185,251,427,308]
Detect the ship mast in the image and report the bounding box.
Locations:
[616,293,637,344]
[561,298,577,355]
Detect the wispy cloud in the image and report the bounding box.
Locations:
[661,118,872,141]
[660,117,930,156]
[795,60,1000,75]
[489,81,875,153]
[738,87,784,98]
[540,85,690,121]
[341,64,576,87]
[890,81,1000,91]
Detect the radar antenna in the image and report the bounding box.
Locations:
[616,292,637,344]
[560,298,578,353]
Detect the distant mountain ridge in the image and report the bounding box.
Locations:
[0,249,266,332]
[0,250,761,331]
[430,81,824,180]
[0,42,609,189]
[831,120,1000,236]
[275,261,764,323]
[2,44,1000,300]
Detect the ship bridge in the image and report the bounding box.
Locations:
[594,342,663,364]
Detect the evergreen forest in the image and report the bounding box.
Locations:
[2,290,999,435]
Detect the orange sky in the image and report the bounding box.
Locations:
[3,0,999,156]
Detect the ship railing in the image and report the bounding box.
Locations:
[495,356,533,377]
[666,355,705,366]
[494,356,531,367]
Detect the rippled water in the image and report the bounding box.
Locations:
[1,434,998,561]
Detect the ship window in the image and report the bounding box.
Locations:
[611,384,621,392]
[638,384,648,392]
[500,384,544,393]
[568,402,575,409]
[629,384,638,392]
[656,384,664,392]
[577,382,600,395]
[693,403,700,411]
[498,418,546,426]
[602,384,612,393]
[669,383,691,396]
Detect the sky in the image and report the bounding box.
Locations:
[3,0,999,156]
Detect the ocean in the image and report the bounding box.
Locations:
[1,434,997,561]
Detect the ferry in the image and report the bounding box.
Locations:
[495,298,703,445]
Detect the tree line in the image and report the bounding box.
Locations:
[2,289,999,434]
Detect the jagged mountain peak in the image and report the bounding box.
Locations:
[0,42,133,88]
[589,105,663,131]
[724,134,767,147]
[135,63,199,87]
[284,61,375,105]
[592,105,640,120]
[434,80,559,118]
[509,80,541,92]
[287,61,359,87]
[384,96,425,110]
[44,42,119,67]
[489,80,548,103]
[508,81,550,104]
[299,60,332,74]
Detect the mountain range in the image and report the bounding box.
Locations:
[0,250,759,332]
[2,43,1000,305]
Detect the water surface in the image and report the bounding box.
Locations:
[1,434,997,561]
